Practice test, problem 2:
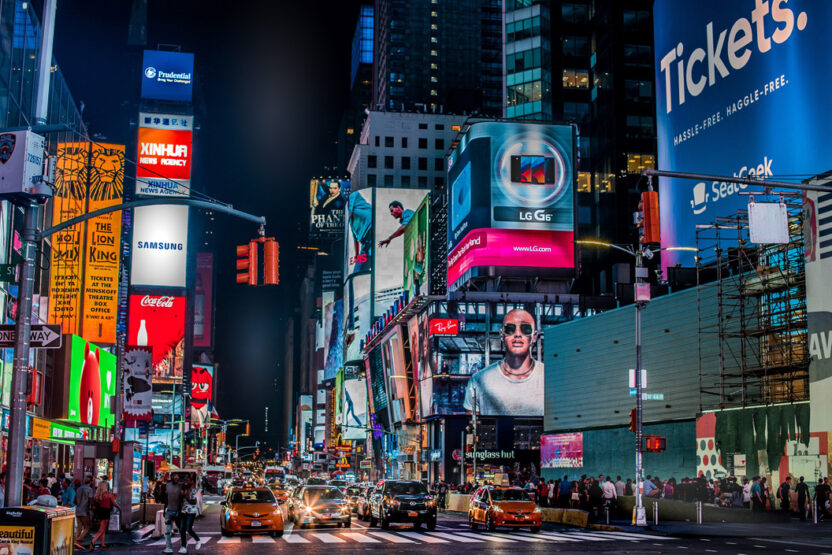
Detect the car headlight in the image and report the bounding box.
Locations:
[228,510,238,517]
[426,499,436,507]
[304,506,312,514]
[532,507,541,514]
[389,500,400,509]
[492,506,504,513]
[340,505,350,513]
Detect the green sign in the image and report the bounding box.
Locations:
[0,264,16,283]
[403,196,429,299]
[67,335,116,428]
[643,393,665,401]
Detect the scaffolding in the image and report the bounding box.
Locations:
[696,196,808,410]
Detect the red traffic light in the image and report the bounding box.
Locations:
[236,237,279,286]
[236,241,258,286]
[263,238,279,285]
[644,435,667,453]
[629,408,638,433]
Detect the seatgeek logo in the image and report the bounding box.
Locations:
[660,0,808,114]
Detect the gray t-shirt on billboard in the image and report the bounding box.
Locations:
[463,360,544,416]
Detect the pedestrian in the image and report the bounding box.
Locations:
[663,478,675,499]
[796,476,809,520]
[624,478,633,496]
[547,479,555,507]
[742,478,751,508]
[614,476,625,498]
[777,476,791,513]
[601,475,617,514]
[61,477,75,507]
[0,472,5,508]
[537,479,548,507]
[558,475,571,508]
[75,476,94,550]
[588,477,603,520]
[89,481,116,550]
[814,477,830,520]
[177,477,201,553]
[751,476,765,511]
[643,475,657,498]
[164,473,183,554]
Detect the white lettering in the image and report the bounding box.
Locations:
[140,295,175,308]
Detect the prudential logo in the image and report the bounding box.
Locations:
[144,66,157,79]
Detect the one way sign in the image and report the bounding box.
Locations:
[0,324,62,349]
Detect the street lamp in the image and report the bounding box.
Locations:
[575,239,696,526]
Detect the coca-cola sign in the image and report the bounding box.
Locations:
[140,295,175,308]
[429,318,459,336]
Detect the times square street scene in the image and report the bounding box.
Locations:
[0,0,831,553]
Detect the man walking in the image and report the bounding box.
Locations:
[796,476,809,520]
[558,475,572,508]
[751,476,766,511]
[777,476,791,513]
[601,475,617,515]
[614,476,625,498]
[164,474,183,554]
[74,476,93,550]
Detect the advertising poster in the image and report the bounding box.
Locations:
[127,294,186,382]
[141,50,194,102]
[381,327,411,423]
[136,113,193,196]
[123,345,153,421]
[310,178,350,241]
[408,315,432,419]
[541,432,583,468]
[50,515,75,554]
[341,378,367,440]
[344,189,373,278]
[194,252,214,348]
[130,205,189,287]
[323,293,344,381]
[81,142,124,344]
[190,364,214,428]
[373,188,429,315]
[67,335,117,428]
[48,142,89,335]
[403,196,429,299]
[343,273,370,364]
[654,1,832,268]
[366,347,389,429]
[0,525,35,553]
[463,307,544,416]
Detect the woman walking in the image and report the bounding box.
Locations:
[89,481,116,550]
[177,477,201,553]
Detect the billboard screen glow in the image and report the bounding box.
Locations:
[127,294,186,382]
[137,127,192,182]
[130,205,189,287]
[141,50,194,102]
[67,335,116,428]
[310,178,350,241]
[541,432,583,469]
[341,378,367,440]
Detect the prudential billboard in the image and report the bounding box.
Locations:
[141,50,194,102]
[655,0,832,268]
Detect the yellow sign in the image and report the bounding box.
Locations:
[50,515,74,555]
[81,143,124,344]
[0,525,36,554]
[31,417,51,440]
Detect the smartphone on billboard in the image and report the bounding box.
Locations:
[510,155,555,185]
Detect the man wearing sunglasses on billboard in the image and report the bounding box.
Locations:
[463,308,544,416]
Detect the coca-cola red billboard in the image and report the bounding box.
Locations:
[128,294,186,382]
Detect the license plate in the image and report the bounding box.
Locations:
[250,521,261,527]
[408,511,418,517]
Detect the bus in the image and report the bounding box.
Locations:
[264,465,286,484]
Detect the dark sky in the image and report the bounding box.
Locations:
[51,0,362,446]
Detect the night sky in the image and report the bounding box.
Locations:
[50,0,362,446]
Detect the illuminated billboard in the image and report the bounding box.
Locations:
[190,364,214,428]
[344,189,373,278]
[67,335,117,428]
[373,188,428,315]
[127,294,186,382]
[654,1,832,268]
[343,273,370,364]
[136,113,192,196]
[310,178,350,241]
[403,196,429,299]
[541,432,583,469]
[141,50,194,102]
[341,378,367,440]
[123,345,153,421]
[194,252,214,348]
[408,314,433,419]
[130,205,189,287]
[381,326,412,423]
[446,122,575,289]
[323,292,344,381]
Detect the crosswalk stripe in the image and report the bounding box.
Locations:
[217,537,240,544]
[556,532,614,542]
[314,533,347,543]
[488,532,545,542]
[456,532,516,543]
[597,531,675,541]
[399,532,452,543]
[252,535,275,543]
[424,532,478,543]
[518,532,582,543]
[367,531,417,543]
[340,532,381,543]
[283,534,310,543]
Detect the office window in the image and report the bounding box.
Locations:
[431,63,438,70]
[384,174,394,186]
[374,136,380,147]
[385,136,394,147]
[623,10,650,28]
[418,137,428,149]
[368,174,377,186]
[430,50,438,57]
[563,102,590,123]
[434,176,444,188]
[625,80,653,103]
[418,157,428,170]
[434,158,443,171]
[419,123,428,130]
[626,153,656,174]
[431,23,438,30]
[431,36,438,43]
[401,137,408,148]
[562,2,588,23]
[577,171,591,192]
[418,176,428,187]
[401,156,411,170]
[401,175,411,187]
[368,155,377,168]
[623,45,651,67]
[434,138,444,150]
[431,76,438,83]
[384,156,394,169]
[626,115,655,139]
[563,69,590,89]
[562,36,590,57]
[506,15,541,43]
[596,174,615,193]
[435,124,444,130]
[430,89,438,96]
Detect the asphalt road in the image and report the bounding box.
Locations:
[93,496,832,554]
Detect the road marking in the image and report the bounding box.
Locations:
[252,535,275,543]
[597,531,675,541]
[283,534,309,543]
[456,532,516,543]
[340,532,381,543]
[756,538,832,550]
[534,531,583,542]
[216,537,240,544]
[399,532,452,543]
[367,531,417,543]
[424,532,477,543]
[555,533,612,542]
[314,533,347,543]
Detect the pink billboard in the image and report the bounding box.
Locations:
[541,432,583,469]
[448,228,574,286]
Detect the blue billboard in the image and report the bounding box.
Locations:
[141,50,194,102]
[654,0,832,268]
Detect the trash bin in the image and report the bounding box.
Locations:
[0,505,75,554]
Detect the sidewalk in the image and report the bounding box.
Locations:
[613,518,832,539]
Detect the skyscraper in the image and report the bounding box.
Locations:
[337,4,374,173]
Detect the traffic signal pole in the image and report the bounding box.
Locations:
[634,251,647,527]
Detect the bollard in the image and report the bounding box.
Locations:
[605,504,610,525]
[697,501,703,524]
[653,501,659,526]
[814,501,819,524]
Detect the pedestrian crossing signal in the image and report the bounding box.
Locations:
[644,435,666,453]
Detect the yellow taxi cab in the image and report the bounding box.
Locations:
[220,486,284,537]
[268,480,290,504]
[468,486,541,532]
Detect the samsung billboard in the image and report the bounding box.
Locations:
[654,0,832,268]
[141,50,194,102]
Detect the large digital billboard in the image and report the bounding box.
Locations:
[194,252,214,348]
[323,292,344,381]
[343,273,370,364]
[446,122,575,289]
[403,196,429,299]
[341,378,367,440]
[408,314,433,419]
[130,205,189,287]
[310,178,350,242]
[141,50,194,102]
[541,432,583,469]
[127,294,186,382]
[136,113,192,196]
[373,188,428,315]
[122,345,153,421]
[344,189,373,278]
[190,364,214,428]
[654,1,832,268]
[381,326,412,423]
[67,335,116,428]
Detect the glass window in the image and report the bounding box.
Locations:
[434,158,443,171]
[435,124,444,130]
[596,173,615,193]
[577,172,591,192]
[401,137,408,148]
[401,175,411,186]
[563,69,590,89]
[625,80,653,103]
[384,156,394,169]
[418,137,428,149]
[418,157,428,170]
[563,101,590,122]
[623,45,651,67]
[622,10,650,28]
[563,36,589,57]
[625,115,655,139]
[434,176,444,188]
[367,174,377,186]
[419,123,428,130]
[384,174,394,186]
[374,136,380,147]
[385,136,394,147]
[430,89,438,96]
[418,175,428,188]
[368,155,377,168]
[562,3,588,24]
[626,153,656,174]
[434,138,444,150]
[401,157,411,170]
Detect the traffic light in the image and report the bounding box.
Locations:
[236,237,279,286]
[263,238,279,285]
[629,408,638,433]
[236,241,258,286]
[638,190,660,245]
[644,435,667,453]
[246,422,251,435]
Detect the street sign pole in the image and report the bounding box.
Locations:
[634,251,647,527]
